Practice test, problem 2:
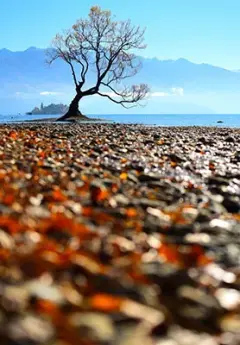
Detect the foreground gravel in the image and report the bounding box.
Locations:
[0,123,239,345]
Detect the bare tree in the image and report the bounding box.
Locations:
[47,6,149,120]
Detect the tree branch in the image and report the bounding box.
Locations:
[47,6,148,109]
[97,92,138,108]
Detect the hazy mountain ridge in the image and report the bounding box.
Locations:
[1,47,240,114]
[1,47,240,92]
[139,57,240,91]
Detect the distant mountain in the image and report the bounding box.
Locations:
[139,57,240,91]
[1,47,240,92]
[1,47,240,114]
[0,47,73,90]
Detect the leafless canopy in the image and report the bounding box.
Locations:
[47,6,149,108]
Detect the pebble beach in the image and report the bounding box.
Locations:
[0,123,239,345]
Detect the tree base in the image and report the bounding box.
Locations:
[57,110,89,122]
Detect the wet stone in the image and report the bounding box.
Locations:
[225,136,235,143]
[222,196,240,213]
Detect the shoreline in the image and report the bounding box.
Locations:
[2,120,240,130]
[1,114,240,128]
[0,123,239,343]
[24,116,108,123]
[1,120,240,128]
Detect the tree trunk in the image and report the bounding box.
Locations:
[57,92,88,121]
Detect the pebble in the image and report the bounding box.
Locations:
[0,123,239,344]
[69,312,115,343]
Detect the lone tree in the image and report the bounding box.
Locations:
[48,6,149,121]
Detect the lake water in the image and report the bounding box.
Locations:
[0,113,240,127]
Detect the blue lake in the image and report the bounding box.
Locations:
[0,113,240,127]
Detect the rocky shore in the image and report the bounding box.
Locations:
[0,123,239,345]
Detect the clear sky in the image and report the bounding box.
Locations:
[1,0,240,69]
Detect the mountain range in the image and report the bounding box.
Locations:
[1,47,240,114]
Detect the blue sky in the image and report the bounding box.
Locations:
[1,0,240,69]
